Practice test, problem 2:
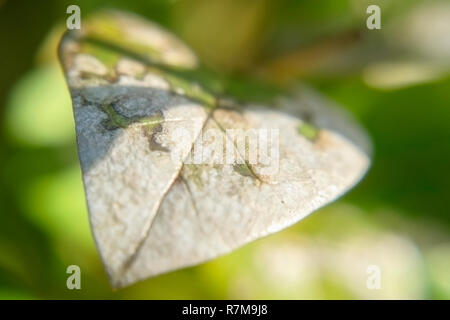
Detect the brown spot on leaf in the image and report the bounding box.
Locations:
[314,130,334,151]
[142,122,170,152]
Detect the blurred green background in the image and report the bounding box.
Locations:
[0,0,449,299]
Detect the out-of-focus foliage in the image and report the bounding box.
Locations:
[0,0,449,299]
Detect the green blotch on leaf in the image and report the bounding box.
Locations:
[101,105,169,151]
[164,73,216,108]
[101,105,164,131]
[184,164,204,190]
[297,122,319,141]
[82,42,121,70]
[138,114,164,129]
[85,15,161,61]
[101,104,131,129]
[233,163,255,179]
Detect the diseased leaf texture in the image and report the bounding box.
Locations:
[59,10,371,288]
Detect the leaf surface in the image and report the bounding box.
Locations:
[59,10,371,288]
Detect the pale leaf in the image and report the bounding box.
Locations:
[59,10,371,288]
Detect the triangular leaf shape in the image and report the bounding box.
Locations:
[59,10,371,288]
